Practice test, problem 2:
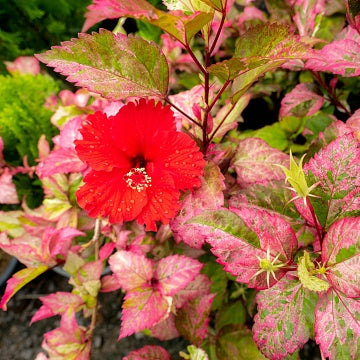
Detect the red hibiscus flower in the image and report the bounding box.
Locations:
[75,99,205,231]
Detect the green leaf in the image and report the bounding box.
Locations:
[208,59,247,81]
[239,123,290,151]
[189,209,260,247]
[231,23,312,102]
[217,325,267,360]
[37,30,169,100]
[215,301,246,330]
[297,252,330,292]
[201,258,228,310]
[179,345,209,360]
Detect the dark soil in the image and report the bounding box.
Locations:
[0,264,322,360]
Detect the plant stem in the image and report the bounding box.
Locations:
[312,71,352,117]
[208,100,237,143]
[164,97,202,127]
[185,44,206,74]
[209,2,227,56]
[208,80,230,112]
[88,218,101,342]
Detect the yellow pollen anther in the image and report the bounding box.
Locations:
[124,167,152,192]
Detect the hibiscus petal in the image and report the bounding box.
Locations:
[137,171,180,231]
[111,99,176,157]
[75,111,130,171]
[76,168,148,223]
[151,132,206,191]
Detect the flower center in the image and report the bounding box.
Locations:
[124,167,152,192]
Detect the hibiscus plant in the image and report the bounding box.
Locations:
[1,0,360,359]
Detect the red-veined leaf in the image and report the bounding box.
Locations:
[229,23,313,102]
[279,83,324,118]
[306,25,360,76]
[109,250,153,291]
[253,273,318,360]
[120,287,171,339]
[31,292,84,324]
[82,0,213,45]
[123,345,171,360]
[170,162,225,249]
[188,207,297,289]
[321,217,360,298]
[155,255,203,296]
[304,133,360,229]
[231,138,288,185]
[37,30,169,100]
[175,294,215,346]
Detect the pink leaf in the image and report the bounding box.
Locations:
[253,273,317,360]
[41,227,84,263]
[170,162,225,249]
[148,313,180,341]
[119,287,171,339]
[100,274,122,292]
[291,0,325,36]
[31,292,84,324]
[4,56,40,75]
[174,274,212,308]
[280,83,324,118]
[37,117,87,178]
[155,255,203,296]
[188,208,297,289]
[315,289,360,359]
[42,313,91,359]
[0,169,19,204]
[175,294,215,347]
[306,26,360,76]
[304,133,360,229]
[36,30,169,100]
[0,227,83,268]
[81,0,213,45]
[231,138,288,185]
[109,250,153,291]
[123,345,171,360]
[321,217,360,298]
[347,108,360,139]
[0,266,48,310]
[345,0,360,34]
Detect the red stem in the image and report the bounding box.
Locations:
[164,97,202,128]
[209,3,227,56]
[185,44,206,74]
[312,71,352,117]
[208,100,237,143]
